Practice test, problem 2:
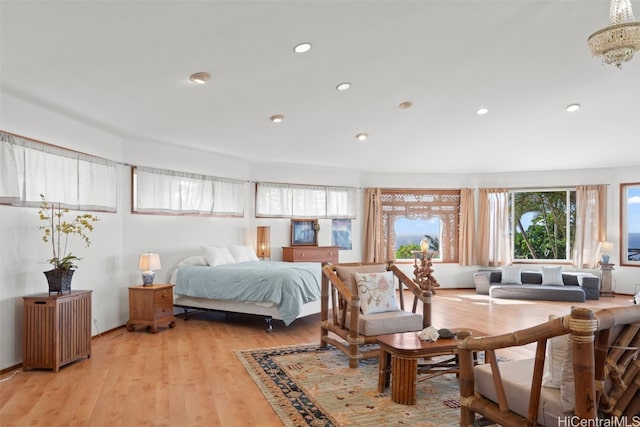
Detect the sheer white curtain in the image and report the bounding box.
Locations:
[134,166,244,215]
[573,185,607,269]
[255,182,356,218]
[0,131,117,211]
[477,188,511,266]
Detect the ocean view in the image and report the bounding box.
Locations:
[628,233,640,261]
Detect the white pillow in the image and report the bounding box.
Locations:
[201,246,236,266]
[501,266,522,284]
[542,266,564,286]
[354,271,399,315]
[176,255,208,267]
[542,316,569,389]
[228,245,259,263]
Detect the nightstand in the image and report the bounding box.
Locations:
[126,284,176,333]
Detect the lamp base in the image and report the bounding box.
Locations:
[142,271,155,286]
[601,254,610,264]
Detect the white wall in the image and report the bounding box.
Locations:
[1,91,639,370]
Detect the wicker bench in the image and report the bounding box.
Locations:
[457,305,640,426]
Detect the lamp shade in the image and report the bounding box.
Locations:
[139,253,161,271]
[599,241,614,254]
[256,226,271,259]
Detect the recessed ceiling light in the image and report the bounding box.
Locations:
[336,82,351,91]
[269,114,284,123]
[566,103,581,112]
[476,107,489,115]
[399,101,413,109]
[293,42,312,53]
[355,132,368,141]
[189,72,210,84]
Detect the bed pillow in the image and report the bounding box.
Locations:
[176,255,208,267]
[354,271,399,315]
[228,244,259,263]
[201,246,236,266]
[542,266,564,285]
[334,264,387,293]
[501,266,522,284]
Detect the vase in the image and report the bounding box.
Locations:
[44,269,74,294]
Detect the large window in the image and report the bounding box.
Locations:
[511,189,575,261]
[621,182,640,267]
[380,189,460,263]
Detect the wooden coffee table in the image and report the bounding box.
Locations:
[377,329,485,405]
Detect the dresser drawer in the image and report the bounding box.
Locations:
[282,246,339,263]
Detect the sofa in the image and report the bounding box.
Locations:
[473,267,600,302]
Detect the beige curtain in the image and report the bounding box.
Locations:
[363,188,384,263]
[477,188,511,267]
[458,188,477,266]
[573,185,607,269]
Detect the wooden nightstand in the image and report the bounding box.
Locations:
[126,284,176,333]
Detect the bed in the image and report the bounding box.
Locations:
[170,248,322,331]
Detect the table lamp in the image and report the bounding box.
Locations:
[139,253,161,286]
[599,241,613,264]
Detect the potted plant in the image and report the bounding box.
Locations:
[38,195,99,294]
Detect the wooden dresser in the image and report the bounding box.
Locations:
[282,246,339,263]
[127,284,176,333]
[23,290,92,372]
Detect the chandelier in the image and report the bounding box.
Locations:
[588,0,640,68]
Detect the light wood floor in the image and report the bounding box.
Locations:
[0,289,633,427]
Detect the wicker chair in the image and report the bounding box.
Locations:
[457,305,640,426]
[320,261,431,368]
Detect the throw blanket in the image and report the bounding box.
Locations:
[175,261,321,325]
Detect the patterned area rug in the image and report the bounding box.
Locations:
[236,344,496,427]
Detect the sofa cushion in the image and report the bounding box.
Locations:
[542,266,564,286]
[501,266,522,284]
[490,285,586,302]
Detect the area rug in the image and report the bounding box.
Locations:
[236,344,496,427]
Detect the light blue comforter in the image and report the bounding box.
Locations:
[174,261,321,325]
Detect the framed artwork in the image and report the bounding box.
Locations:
[291,219,318,246]
[332,219,352,250]
[620,182,640,267]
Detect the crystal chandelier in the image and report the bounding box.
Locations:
[588,0,640,68]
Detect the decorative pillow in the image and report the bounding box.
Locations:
[500,266,522,284]
[334,264,387,293]
[542,315,569,389]
[542,266,564,286]
[201,246,236,266]
[228,244,259,263]
[560,338,575,413]
[354,271,399,315]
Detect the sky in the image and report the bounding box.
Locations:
[628,187,640,234]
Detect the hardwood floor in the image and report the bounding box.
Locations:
[0,289,633,426]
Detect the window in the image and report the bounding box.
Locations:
[380,189,460,263]
[132,166,244,216]
[255,182,356,218]
[0,131,117,211]
[620,182,640,267]
[511,189,575,261]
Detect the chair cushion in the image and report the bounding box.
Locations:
[348,310,423,336]
[354,271,399,314]
[474,358,563,425]
[334,264,387,293]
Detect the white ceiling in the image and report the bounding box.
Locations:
[1,0,639,174]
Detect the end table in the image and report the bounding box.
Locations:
[127,284,176,333]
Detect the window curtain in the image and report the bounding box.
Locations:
[363,188,384,263]
[573,185,607,269]
[458,188,477,266]
[477,188,511,266]
[0,131,117,211]
[255,182,356,218]
[134,166,244,216]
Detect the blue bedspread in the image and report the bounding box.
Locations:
[174,261,321,325]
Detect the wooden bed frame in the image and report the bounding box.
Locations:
[173,294,321,332]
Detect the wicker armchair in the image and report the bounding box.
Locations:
[320,262,431,368]
[457,305,640,426]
